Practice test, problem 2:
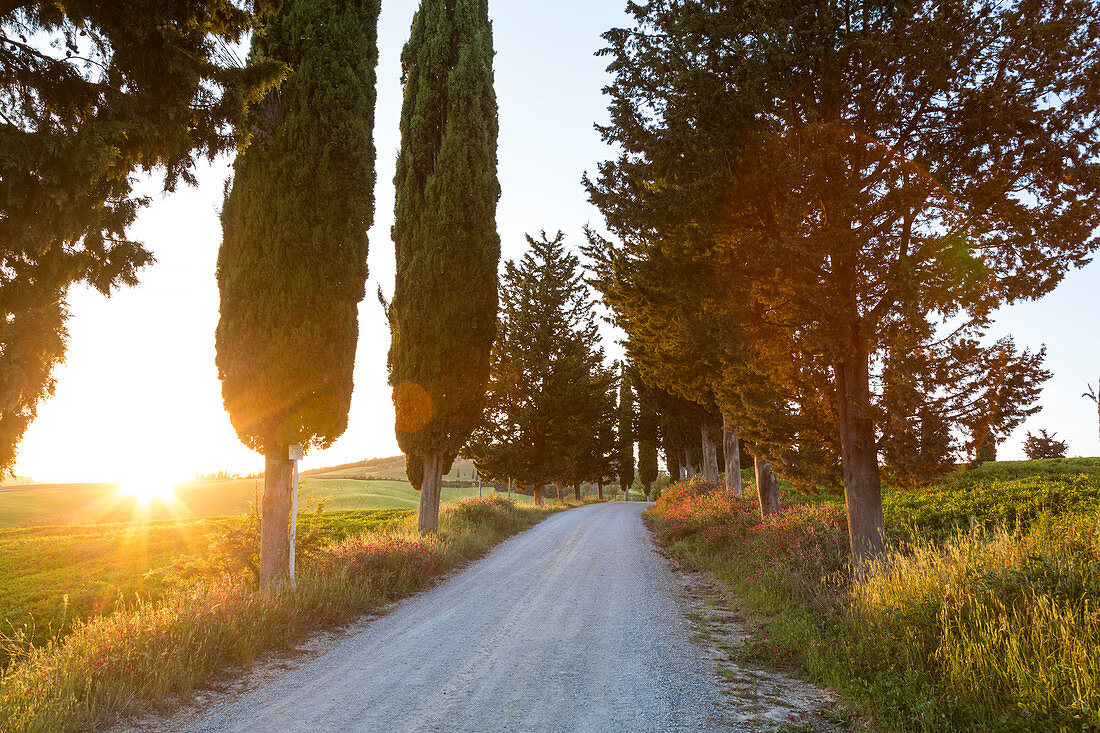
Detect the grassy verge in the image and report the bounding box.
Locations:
[646,476,1100,732]
[0,495,590,732]
[0,508,414,669]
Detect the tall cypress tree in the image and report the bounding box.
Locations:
[216,0,379,587]
[617,365,635,498]
[389,0,500,534]
[636,384,659,501]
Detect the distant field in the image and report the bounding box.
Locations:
[310,456,479,482]
[0,462,520,530]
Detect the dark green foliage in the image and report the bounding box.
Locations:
[1023,430,1069,461]
[0,1,280,474]
[466,232,614,488]
[617,365,635,490]
[590,0,1100,557]
[662,415,682,481]
[388,0,500,475]
[217,0,378,452]
[973,429,998,467]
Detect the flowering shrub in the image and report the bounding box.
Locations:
[314,534,444,600]
[649,476,850,598]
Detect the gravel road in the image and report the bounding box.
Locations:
[150,502,733,732]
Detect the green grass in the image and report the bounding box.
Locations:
[0,509,415,670]
[302,456,479,482]
[648,463,1100,732]
[0,496,590,732]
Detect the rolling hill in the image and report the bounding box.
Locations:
[0,456,515,529]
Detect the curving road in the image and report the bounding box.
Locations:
[154,503,731,732]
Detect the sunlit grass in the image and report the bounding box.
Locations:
[0,495,594,732]
[646,475,1100,731]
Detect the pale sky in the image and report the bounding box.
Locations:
[15,2,1100,484]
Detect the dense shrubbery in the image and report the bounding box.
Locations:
[652,477,850,601]
[0,496,579,732]
[648,468,1100,731]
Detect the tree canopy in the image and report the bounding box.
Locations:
[0,0,280,474]
[589,0,1100,559]
[216,0,380,584]
[467,231,614,505]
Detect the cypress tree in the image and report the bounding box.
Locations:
[390,0,500,534]
[617,366,635,498]
[661,415,682,482]
[216,0,379,587]
[637,397,658,502]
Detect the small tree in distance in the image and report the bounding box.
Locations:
[617,365,636,500]
[1023,430,1069,461]
[636,384,659,501]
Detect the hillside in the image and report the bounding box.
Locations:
[0,456,503,529]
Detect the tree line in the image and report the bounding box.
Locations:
[4,0,1099,590]
[583,0,1100,560]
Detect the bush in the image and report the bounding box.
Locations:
[1023,430,1069,460]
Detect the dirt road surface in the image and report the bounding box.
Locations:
[132,503,744,732]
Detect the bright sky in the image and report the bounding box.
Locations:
[14,2,1100,484]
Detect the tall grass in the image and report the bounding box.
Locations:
[647,477,1100,731]
[853,518,1100,726]
[0,495,585,732]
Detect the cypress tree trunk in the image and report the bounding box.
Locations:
[683,446,695,477]
[418,452,444,535]
[835,335,885,561]
[723,416,742,495]
[573,483,581,501]
[533,483,545,506]
[556,480,564,502]
[754,456,781,517]
[260,447,294,589]
[701,420,719,484]
[597,482,604,500]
